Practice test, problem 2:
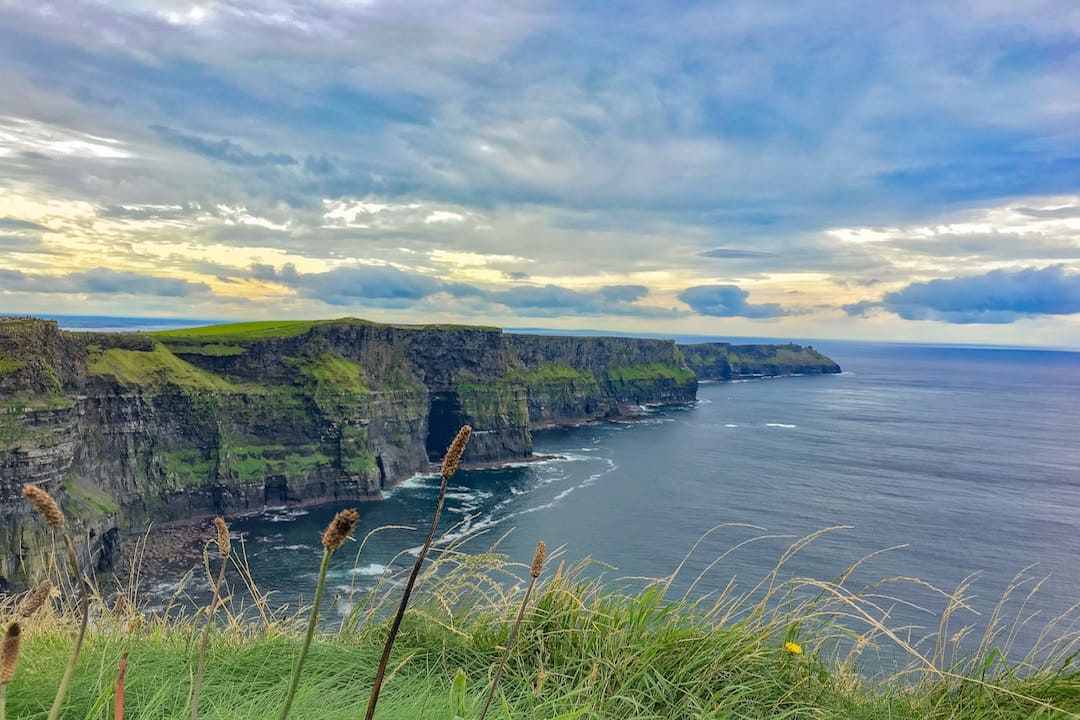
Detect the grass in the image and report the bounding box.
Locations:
[2,523,1078,720]
[506,362,597,385]
[62,476,120,520]
[165,345,249,357]
[0,356,26,374]
[87,346,240,392]
[605,362,697,385]
[295,354,368,394]
[152,320,329,343]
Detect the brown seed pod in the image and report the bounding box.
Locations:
[1,622,21,684]
[321,508,360,552]
[22,484,65,529]
[19,580,52,618]
[530,541,546,579]
[213,517,231,557]
[440,425,472,480]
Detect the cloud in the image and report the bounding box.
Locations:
[597,285,648,303]
[0,268,211,296]
[0,235,44,252]
[0,2,1078,342]
[698,248,778,259]
[0,217,47,232]
[678,285,790,318]
[841,299,880,317]
[846,266,1080,324]
[251,263,671,317]
[255,263,443,306]
[151,126,297,167]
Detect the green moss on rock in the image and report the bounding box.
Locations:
[88,345,241,391]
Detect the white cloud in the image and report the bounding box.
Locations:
[424,210,466,224]
[0,116,132,160]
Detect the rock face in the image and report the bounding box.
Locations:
[0,317,697,589]
[679,342,842,381]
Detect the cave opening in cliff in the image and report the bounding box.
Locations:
[427,391,469,462]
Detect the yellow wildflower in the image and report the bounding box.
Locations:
[784,641,803,655]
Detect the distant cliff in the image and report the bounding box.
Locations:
[678,342,841,381]
[0,317,695,588]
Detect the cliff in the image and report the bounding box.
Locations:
[0,317,695,589]
[679,342,842,381]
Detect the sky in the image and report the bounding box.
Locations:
[0,1,1079,346]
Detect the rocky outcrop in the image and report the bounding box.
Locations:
[0,317,697,589]
[679,342,841,381]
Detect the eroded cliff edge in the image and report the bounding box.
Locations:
[0,317,697,588]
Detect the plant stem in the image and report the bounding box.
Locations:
[115,653,128,720]
[278,548,332,720]
[363,472,450,720]
[1,682,7,720]
[478,576,538,720]
[192,555,228,720]
[48,533,88,720]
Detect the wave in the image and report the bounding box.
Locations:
[724,423,739,428]
[350,563,387,576]
[553,487,575,501]
[381,472,439,498]
[765,423,797,428]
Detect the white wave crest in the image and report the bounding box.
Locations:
[350,563,387,576]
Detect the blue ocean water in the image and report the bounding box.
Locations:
[177,340,1080,665]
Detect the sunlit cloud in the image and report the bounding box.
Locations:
[0,1,1076,344]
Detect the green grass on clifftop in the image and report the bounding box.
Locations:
[153,320,329,342]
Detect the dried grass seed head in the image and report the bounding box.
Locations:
[531,541,546,578]
[213,517,231,557]
[22,484,65,529]
[322,508,359,551]
[1,622,21,684]
[19,580,52,618]
[440,425,472,480]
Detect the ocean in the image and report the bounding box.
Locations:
[50,316,1080,664]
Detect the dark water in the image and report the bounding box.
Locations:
[144,341,1080,662]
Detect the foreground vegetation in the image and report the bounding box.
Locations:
[3,532,1078,719]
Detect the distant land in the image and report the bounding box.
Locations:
[0,315,839,589]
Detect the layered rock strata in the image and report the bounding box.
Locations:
[0,317,697,588]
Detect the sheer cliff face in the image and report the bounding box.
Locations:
[0,318,696,589]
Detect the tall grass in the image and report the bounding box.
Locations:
[2,470,1078,718]
[2,526,1078,719]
